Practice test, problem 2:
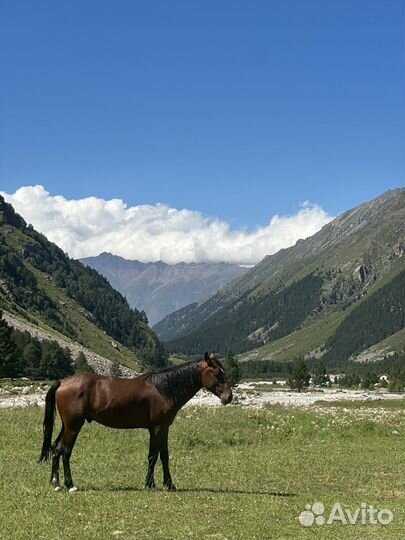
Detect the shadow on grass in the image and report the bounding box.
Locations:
[177,487,295,497]
[85,485,295,497]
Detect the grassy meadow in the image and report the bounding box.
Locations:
[0,402,404,540]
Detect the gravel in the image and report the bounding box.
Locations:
[1,384,403,410]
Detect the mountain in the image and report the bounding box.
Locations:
[156,189,405,366]
[0,195,167,372]
[79,253,248,326]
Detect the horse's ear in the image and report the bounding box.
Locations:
[204,352,215,366]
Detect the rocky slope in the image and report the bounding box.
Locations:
[2,311,135,376]
[0,195,166,371]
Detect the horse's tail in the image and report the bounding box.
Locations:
[39,380,61,463]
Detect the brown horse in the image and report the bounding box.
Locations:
[39,352,232,492]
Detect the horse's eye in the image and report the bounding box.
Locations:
[217,371,225,382]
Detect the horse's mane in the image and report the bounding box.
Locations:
[145,361,201,405]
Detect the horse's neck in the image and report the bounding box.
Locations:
[176,383,202,409]
[172,366,203,409]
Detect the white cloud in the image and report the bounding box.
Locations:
[1,185,333,264]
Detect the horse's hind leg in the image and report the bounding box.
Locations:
[50,426,64,491]
[60,420,84,492]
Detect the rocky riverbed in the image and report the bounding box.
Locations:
[1,381,403,410]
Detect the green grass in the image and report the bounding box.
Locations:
[1,403,405,539]
[314,398,405,410]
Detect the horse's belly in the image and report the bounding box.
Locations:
[91,403,151,429]
[94,415,149,429]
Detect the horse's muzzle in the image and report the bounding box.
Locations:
[221,391,233,405]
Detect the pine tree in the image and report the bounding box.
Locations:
[74,351,94,373]
[388,377,404,393]
[110,362,122,377]
[23,340,42,378]
[129,321,141,348]
[0,312,21,377]
[39,341,74,379]
[360,371,378,390]
[312,361,328,386]
[55,347,74,378]
[39,346,58,380]
[223,350,240,387]
[288,357,310,392]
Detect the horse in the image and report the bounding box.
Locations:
[39,352,232,492]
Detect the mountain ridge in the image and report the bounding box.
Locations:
[80,253,248,325]
[156,188,404,365]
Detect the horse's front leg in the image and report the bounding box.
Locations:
[160,426,176,491]
[145,427,160,490]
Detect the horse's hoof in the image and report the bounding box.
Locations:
[164,483,177,492]
[53,486,63,492]
[69,486,78,493]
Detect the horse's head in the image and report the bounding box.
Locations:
[200,352,233,405]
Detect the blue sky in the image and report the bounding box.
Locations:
[0,1,404,260]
